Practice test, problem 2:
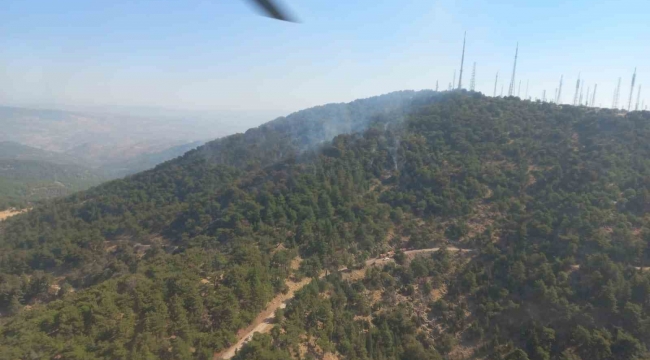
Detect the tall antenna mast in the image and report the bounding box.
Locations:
[628,68,637,111]
[585,86,590,106]
[458,32,466,89]
[436,80,439,92]
[543,90,546,102]
[470,62,476,91]
[493,72,499,97]
[573,74,581,106]
[508,43,518,96]
[613,77,621,109]
[591,84,597,107]
[500,85,504,97]
[554,88,558,103]
[579,80,584,105]
[518,80,522,97]
[557,75,564,104]
[635,85,642,111]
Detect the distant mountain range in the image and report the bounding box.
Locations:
[0,104,223,208]
[0,105,213,163]
[0,139,208,209]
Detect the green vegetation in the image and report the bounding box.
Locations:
[0,159,106,210]
[2,91,650,360]
[0,141,105,210]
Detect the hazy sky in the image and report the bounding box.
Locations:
[1,0,649,114]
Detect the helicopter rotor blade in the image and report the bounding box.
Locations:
[247,0,297,22]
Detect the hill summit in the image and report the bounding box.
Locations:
[2,91,650,360]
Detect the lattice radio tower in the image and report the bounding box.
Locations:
[628,68,637,111]
[573,74,581,106]
[557,75,564,104]
[493,72,499,97]
[458,32,466,89]
[636,85,642,111]
[591,84,597,107]
[613,77,621,109]
[508,43,518,96]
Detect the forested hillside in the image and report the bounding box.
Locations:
[0,142,106,210]
[2,91,650,360]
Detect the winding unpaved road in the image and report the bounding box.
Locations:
[215,247,470,359]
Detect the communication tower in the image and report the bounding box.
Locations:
[573,74,581,106]
[613,77,621,109]
[508,43,518,96]
[591,84,597,107]
[628,68,637,111]
[458,32,466,89]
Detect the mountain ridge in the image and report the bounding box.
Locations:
[2,92,650,360]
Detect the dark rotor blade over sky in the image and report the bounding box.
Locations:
[247,0,297,22]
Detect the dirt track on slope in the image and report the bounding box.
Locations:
[215,246,470,359]
[0,208,29,221]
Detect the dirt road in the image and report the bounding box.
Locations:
[0,208,29,221]
[215,246,470,359]
[214,275,313,359]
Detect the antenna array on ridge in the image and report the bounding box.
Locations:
[431,32,647,115]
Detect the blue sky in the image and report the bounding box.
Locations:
[1,0,649,116]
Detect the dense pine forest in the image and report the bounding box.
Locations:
[2,91,650,360]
